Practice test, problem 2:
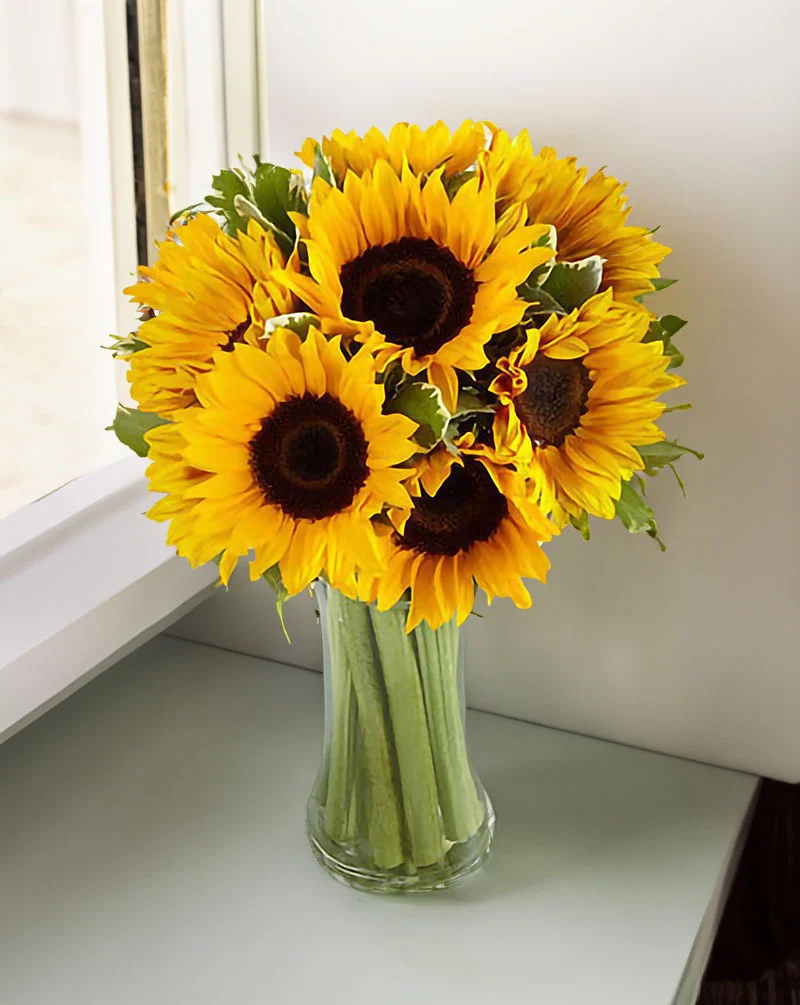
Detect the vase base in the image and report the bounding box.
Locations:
[306,797,495,894]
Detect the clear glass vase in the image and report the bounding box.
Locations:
[306,582,495,893]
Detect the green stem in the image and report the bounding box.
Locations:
[415,619,484,843]
[369,606,445,868]
[323,602,356,843]
[348,714,370,847]
[333,593,404,870]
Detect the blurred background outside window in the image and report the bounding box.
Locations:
[0,0,125,518]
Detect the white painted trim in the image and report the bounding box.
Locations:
[0,459,217,743]
[254,0,270,160]
[0,458,148,559]
[182,0,226,199]
[165,0,189,214]
[75,0,139,406]
[220,0,260,165]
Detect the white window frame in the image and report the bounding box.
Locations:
[0,0,263,741]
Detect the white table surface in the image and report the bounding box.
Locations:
[0,636,757,1005]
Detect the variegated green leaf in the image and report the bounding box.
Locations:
[525,225,558,286]
[262,313,318,339]
[233,195,294,256]
[387,381,450,450]
[252,162,307,242]
[541,255,604,311]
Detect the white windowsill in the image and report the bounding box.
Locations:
[0,634,758,1005]
[0,458,217,742]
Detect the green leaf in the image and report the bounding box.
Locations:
[232,193,270,227]
[168,202,204,225]
[381,360,407,400]
[262,566,291,643]
[104,332,147,357]
[663,342,685,369]
[205,168,251,233]
[643,315,688,370]
[636,440,704,477]
[444,169,477,199]
[445,390,495,442]
[516,281,567,316]
[660,314,688,337]
[541,255,604,311]
[262,312,318,338]
[386,381,450,450]
[252,162,307,242]
[533,225,558,250]
[615,480,665,551]
[107,405,169,458]
[643,316,666,341]
[312,142,335,187]
[635,277,677,302]
[668,463,686,497]
[263,566,292,642]
[484,324,526,365]
[569,510,591,541]
[523,225,558,287]
[451,390,495,417]
[232,195,294,256]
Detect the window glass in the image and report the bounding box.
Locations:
[0,4,125,517]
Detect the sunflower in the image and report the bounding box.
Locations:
[144,326,418,594]
[490,290,685,527]
[482,132,671,303]
[359,439,557,631]
[297,120,486,182]
[274,161,555,411]
[123,213,296,416]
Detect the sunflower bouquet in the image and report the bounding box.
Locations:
[109,121,701,892]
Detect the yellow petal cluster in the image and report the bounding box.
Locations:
[124,214,296,415]
[297,120,486,182]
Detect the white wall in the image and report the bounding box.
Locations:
[0,3,9,114]
[173,0,800,781]
[1,0,79,122]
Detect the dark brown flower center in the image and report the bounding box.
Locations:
[514,355,592,448]
[395,458,508,557]
[220,319,250,352]
[249,393,369,519]
[339,237,477,358]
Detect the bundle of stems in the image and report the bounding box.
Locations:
[317,588,485,875]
